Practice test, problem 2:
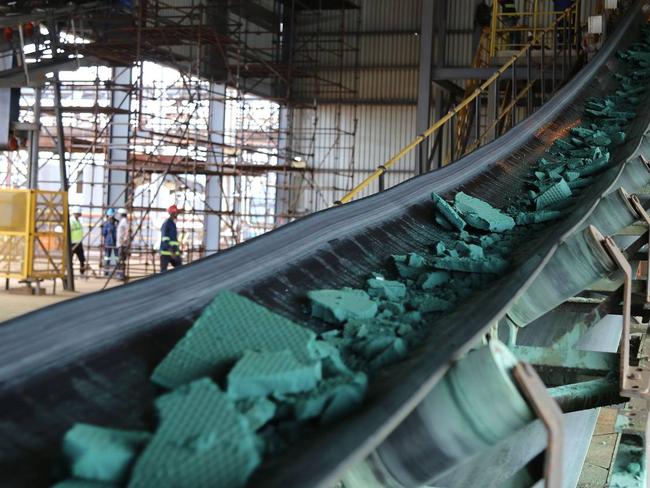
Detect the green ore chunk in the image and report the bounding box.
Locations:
[367,277,406,301]
[309,288,378,324]
[129,378,260,488]
[454,192,515,233]
[433,255,508,274]
[152,292,317,389]
[227,350,322,399]
[62,424,151,484]
[431,192,466,230]
[535,178,572,210]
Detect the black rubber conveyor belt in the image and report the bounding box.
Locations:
[0,4,648,487]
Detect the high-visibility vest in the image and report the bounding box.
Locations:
[70,218,83,244]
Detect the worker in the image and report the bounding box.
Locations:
[115,207,129,280]
[498,0,520,48]
[70,207,86,276]
[102,208,117,276]
[160,204,182,272]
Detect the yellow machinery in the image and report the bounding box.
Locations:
[0,189,68,282]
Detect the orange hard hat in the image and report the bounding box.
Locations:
[168,204,179,214]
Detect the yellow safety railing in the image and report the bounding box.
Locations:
[0,189,68,280]
[337,6,579,205]
[490,1,581,56]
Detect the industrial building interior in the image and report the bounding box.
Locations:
[1,0,650,487]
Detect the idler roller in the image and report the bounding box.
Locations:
[340,341,534,487]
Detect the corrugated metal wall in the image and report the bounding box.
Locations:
[288,0,602,212]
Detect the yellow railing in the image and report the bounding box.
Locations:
[337,6,579,205]
[0,189,68,280]
[490,1,581,56]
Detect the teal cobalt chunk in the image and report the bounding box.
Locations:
[309,288,378,324]
[53,480,118,488]
[534,178,572,210]
[152,291,316,389]
[366,277,406,301]
[433,255,508,274]
[227,350,322,399]
[392,252,427,279]
[454,192,515,233]
[291,372,368,424]
[129,378,260,488]
[431,193,466,230]
[236,397,277,431]
[417,271,451,289]
[62,424,150,484]
[515,210,563,225]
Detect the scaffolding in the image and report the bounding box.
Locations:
[0,0,360,283]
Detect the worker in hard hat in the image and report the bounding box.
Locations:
[70,207,86,276]
[160,204,182,272]
[102,208,117,276]
[115,207,129,280]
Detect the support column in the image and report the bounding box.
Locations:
[274,106,292,226]
[415,0,435,175]
[204,82,225,256]
[106,66,131,210]
[53,73,74,291]
[27,87,41,189]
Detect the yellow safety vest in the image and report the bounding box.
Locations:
[70,218,83,244]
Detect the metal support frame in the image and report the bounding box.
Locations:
[513,362,564,488]
[204,82,225,256]
[415,0,435,175]
[601,236,650,398]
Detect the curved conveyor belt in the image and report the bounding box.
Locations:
[1,4,649,487]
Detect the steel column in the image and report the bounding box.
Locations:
[106,66,132,211]
[415,0,436,175]
[204,82,225,256]
[28,87,41,189]
[53,73,74,291]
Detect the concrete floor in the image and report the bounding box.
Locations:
[0,277,121,322]
[577,407,620,487]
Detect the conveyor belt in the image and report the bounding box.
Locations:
[0,4,648,487]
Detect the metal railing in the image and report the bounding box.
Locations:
[336,6,582,205]
[490,1,581,56]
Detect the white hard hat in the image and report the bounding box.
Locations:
[117,207,127,215]
[71,207,81,215]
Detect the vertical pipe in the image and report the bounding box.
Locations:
[54,73,75,292]
[474,92,481,148]
[490,77,498,140]
[563,21,567,82]
[552,22,557,93]
[28,87,41,189]
[416,0,435,175]
[449,108,455,164]
[526,47,532,116]
[511,58,516,128]
[539,31,540,105]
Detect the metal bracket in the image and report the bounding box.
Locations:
[628,194,650,304]
[600,236,650,398]
[513,362,564,488]
[639,153,650,173]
